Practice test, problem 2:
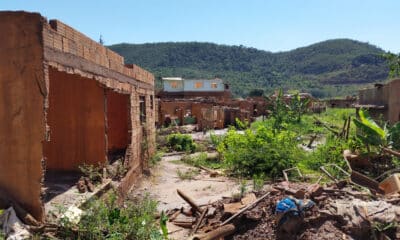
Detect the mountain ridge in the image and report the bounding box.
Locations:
[109,39,389,98]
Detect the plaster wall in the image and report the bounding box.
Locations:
[388,79,400,124]
[0,12,45,220]
[44,68,106,171]
[106,90,130,152]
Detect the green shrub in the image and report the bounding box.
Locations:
[166,133,196,152]
[176,168,200,180]
[218,126,304,178]
[78,164,103,184]
[150,151,164,166]
[209,131,224,148]
[298,135,349,172]
[235,118,250,130]
[181,152,207,167]
[57,192,162,240]
[252,173,265,191]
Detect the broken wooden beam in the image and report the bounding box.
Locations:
[340,118,348,138]
[313,116,339,136]
[172,221,193,228]
[220,191,271,226]
[351,171,384,194]
[193,207,208,234]
[273,186,297,195]
[282,167,303,182]
[345,116,351,140]
[198,165,220,177]
[382,147,400,158]
[191,224,236,240]
[320,166,338,183]
[307,134,318,148]
[177,189,203,214]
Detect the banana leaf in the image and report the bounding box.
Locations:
[358,109,387,139]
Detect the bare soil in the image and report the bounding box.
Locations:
[130,153,242,239]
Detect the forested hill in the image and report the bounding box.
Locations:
[109,39,389,98]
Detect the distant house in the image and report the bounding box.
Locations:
[158,77,231,100]
[325,96,357,108]
[156,78,266,129]
[356,79,400,124]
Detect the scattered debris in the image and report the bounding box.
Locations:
[0,207,31,240]
[60,206,83,225]
[380,173,400,195]
[282,167,304,182]
[164,181,400,240]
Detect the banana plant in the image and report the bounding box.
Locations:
[289,93,311,123]
[353,108,388,148]
[353,108,400,151]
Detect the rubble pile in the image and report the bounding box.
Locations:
[167,181,400,240]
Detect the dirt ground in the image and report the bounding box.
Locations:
[130,152,242,239]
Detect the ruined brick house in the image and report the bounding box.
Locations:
[157,78,266,129]
[325,96,357,108]
[357,79,400,124]
[0,12,155,221]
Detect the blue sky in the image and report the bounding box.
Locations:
[2,0,399,52]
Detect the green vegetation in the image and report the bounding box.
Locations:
[150,150,164,166]
[181,152,222,169]
[166,133,196,152]
[298,135,349,172]
[267,90,310,133]
[354,108,400,151]
[176,168,200,180]
[218,125,303,178]
[78,164,103,184]
[383,52,400,78]
[252,173,265,191]
[215,107,356,179]
[57,193,162,240]
[109,39,388,98]
[159,211,169,240]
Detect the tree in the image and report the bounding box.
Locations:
[383,52,400,78]
[289,93,310,123]
[248,89,264,97]
[99,35,105,45]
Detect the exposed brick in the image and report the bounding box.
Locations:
[43,31,54,48]
[53,34,63,51]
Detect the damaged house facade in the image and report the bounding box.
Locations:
[157,78,267,130]
[357,79,400,124]
[0,12,155,221]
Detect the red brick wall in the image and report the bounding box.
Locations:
[43,20,154,85]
